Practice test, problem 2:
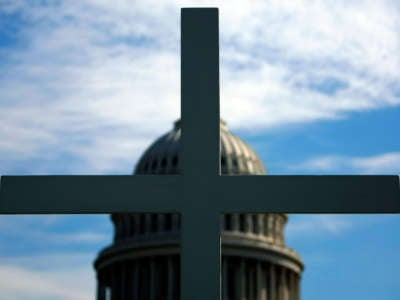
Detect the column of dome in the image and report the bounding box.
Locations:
[289,270,295,300]
[221,213,288,245]
[279,266,289,300]
[133,259,139,300]
[157,213,166,232]
[96,269,106,300]
[238,258,246,300]
[221,258,302,300]
[222,256,228,300]
[256,260,266,300]
[149,258,155,300]
[111,212,183,242]
[269,263,277,300]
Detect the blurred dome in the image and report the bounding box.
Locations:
[95,118,304,300]
[134,119,267,175]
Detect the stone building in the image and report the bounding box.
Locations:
[94,119,304,300]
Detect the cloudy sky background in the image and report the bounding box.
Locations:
[1,0,399,299]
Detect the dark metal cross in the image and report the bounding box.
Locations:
[1,7,399,300]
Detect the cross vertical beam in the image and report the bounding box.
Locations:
[181,8,221,300]
[181,7,220,177]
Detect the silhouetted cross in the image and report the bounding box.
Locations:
[1,8,399,300]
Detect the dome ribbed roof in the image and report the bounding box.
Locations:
[134,119,267,175]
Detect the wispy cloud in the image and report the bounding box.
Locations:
[0,218,104,299]
[286,214,397,239]
[0,263,93,300]
[291,152,400,173]
[287,215,353,237]
[0,252,95,270]
[0,215,111,253]
[34,230,110,244]
[1,0,399,174]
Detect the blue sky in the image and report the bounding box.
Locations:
[0,0,399,299]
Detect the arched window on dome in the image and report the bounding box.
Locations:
[221,155,226,167]
[172,155,178,168]
[151,159,158,173]
[160,157,167,173]
[232,158,238,168]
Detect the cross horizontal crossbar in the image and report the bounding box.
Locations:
[1,175,399,214]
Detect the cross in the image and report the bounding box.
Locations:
[1,7,399,300]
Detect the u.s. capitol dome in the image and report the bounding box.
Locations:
[94,119,304,300]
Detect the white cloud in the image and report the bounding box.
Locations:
[37,230,110,244]
[292,152,400,174]
[0,218,105,299]
[287,214,352,237]
[1,0,400,173]
[0,215,112,246]
[0,263,94,300]
[352,152,400,173]
[0,215,68,227]
[286,214,398,239]
[1,252,95,270]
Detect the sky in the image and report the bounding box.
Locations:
[0,0,399,299]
